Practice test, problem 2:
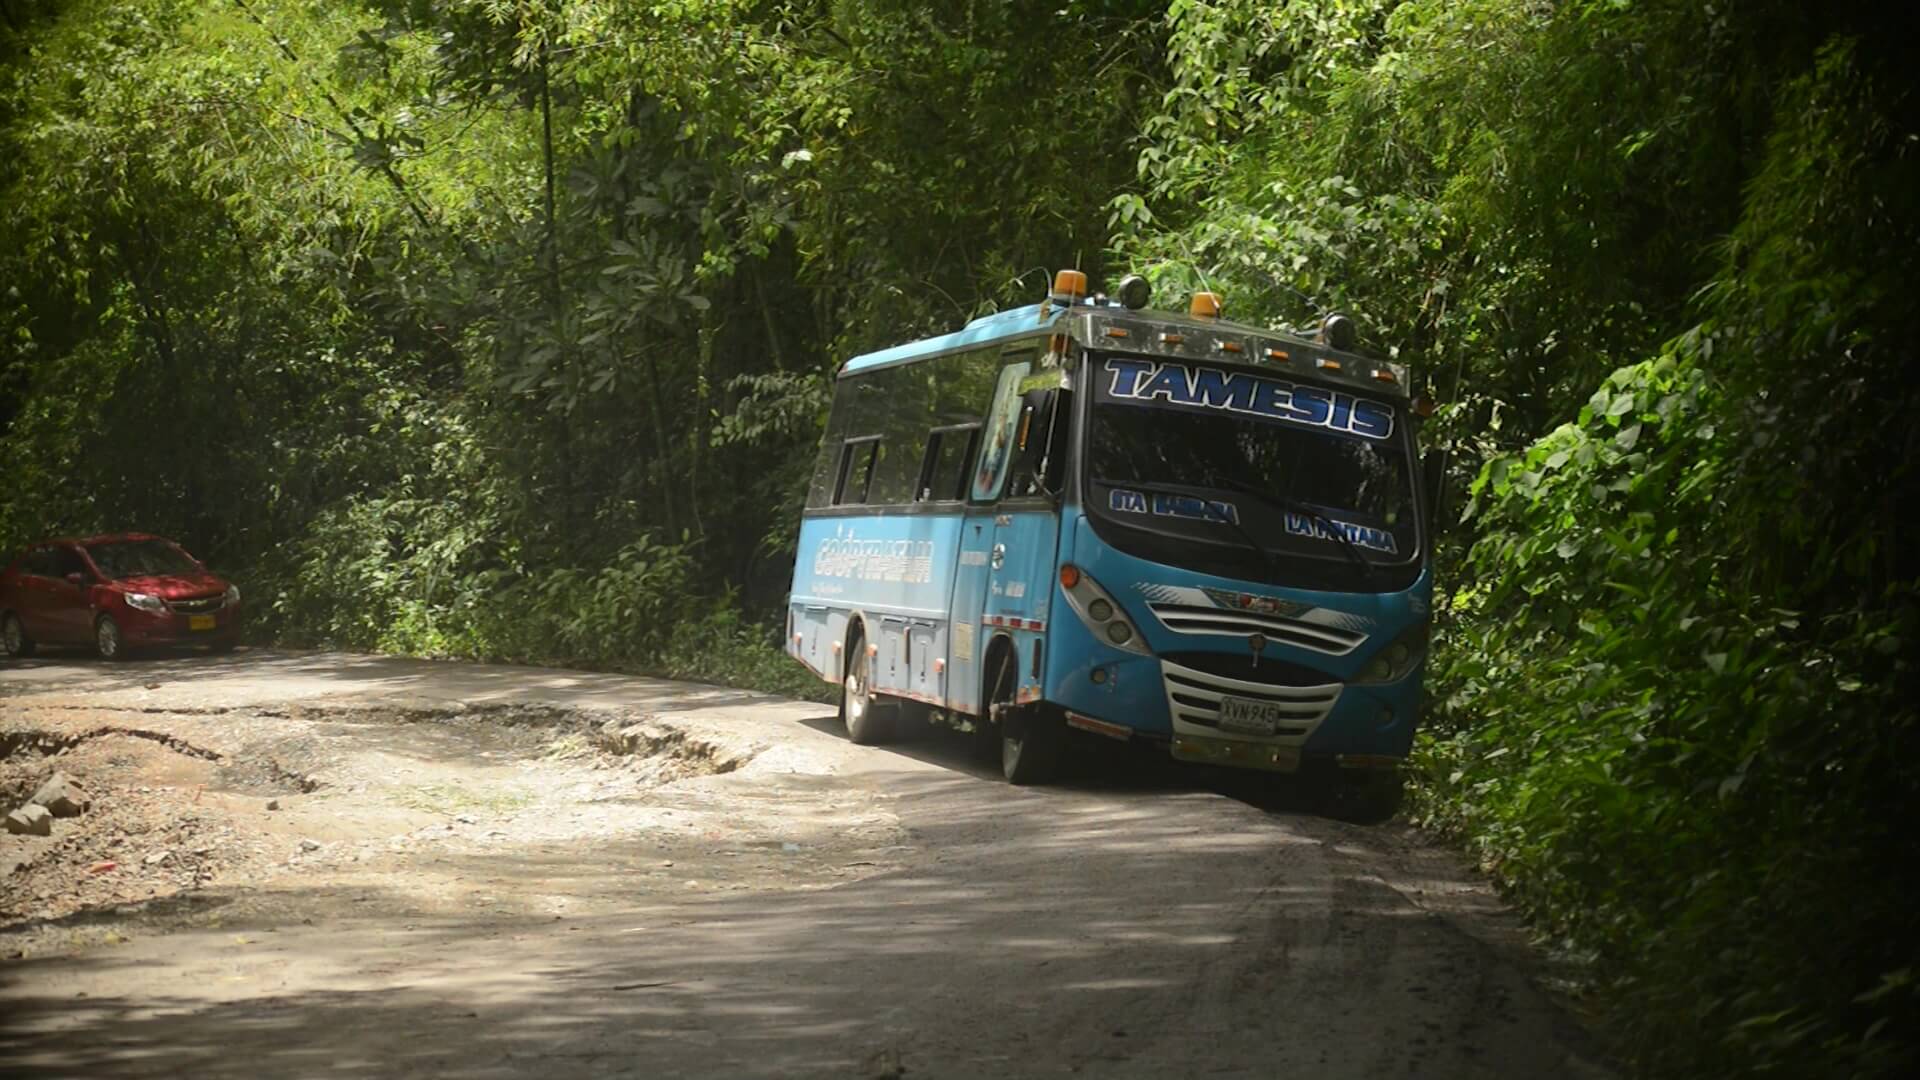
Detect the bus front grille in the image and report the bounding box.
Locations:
[1146,603,1366,655]
[1160,658,1341,744]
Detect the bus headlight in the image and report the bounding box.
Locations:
[1059,564,1150,656]
[1352,622,1429,684]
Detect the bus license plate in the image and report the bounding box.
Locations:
[188,615,216,631]
[1217,696,1283,736]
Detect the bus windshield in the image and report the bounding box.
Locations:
[1083,354,1420,591]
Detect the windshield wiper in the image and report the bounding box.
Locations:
[1211,475,1378,585]
[1091,478,1281,570]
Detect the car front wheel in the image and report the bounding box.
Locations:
[95,614,128,661]
[2,613,34,658]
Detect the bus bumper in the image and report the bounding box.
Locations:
[1168,733,1304,772]
[1046,617,1423,772]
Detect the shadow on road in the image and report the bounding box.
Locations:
[0,650,1610,1078]
[0,763,1600,1079]
[801,711,1325,818]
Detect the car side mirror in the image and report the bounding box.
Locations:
[65,572,87,587]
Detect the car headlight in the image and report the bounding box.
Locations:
[1352,622,1429,684]
[125,592,167,614]
[223,585,241,608]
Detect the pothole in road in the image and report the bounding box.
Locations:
[0,725,224,764]
[0,724,321,801]
[274,702,758,781]
[3,702,755,792]
[2,701,764,931]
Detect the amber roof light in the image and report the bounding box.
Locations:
[1189,291,1222,319]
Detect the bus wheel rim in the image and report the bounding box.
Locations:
[845,669,866,723]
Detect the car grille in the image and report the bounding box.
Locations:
[167,595,224,614]
[1147,602,1367,655]
[1160,657,1342,744]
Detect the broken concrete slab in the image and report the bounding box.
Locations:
[6,804,53,836]
[29,771,90,817]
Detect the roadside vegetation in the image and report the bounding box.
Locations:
[2,1,1913,1074]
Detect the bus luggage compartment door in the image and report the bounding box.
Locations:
[910,621,939,697]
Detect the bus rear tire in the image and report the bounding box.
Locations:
[840,625,892,746]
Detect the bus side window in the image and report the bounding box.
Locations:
[834,437,881,505]
[917,424,979,502]
[972,363,1033,501]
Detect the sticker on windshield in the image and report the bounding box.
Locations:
[1284,512,1399,554]
[1110,487,1241,524]
[1102,358,1395,440]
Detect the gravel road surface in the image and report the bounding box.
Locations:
[1,649,1610,1078]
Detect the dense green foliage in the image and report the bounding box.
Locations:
[1123,2,1918,1074]
[3,1,1915,1073]
[0,0,1149,696]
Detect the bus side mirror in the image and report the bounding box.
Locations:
[1010,390,1060,496]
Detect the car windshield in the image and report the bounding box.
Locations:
[1084,354,1419,588]
[84,540,201,579]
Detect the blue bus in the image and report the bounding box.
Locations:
[785,271,1432,818]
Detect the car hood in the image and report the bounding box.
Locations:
[114,574,228,600]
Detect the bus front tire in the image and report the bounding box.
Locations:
[1320,768,1403,824]
[1001,709,1065,785]
[840,626,892,746]
[986,646,1061,785]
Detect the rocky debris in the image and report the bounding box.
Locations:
[30,771,90,817]
[0,774,258,924]
[591,717,751,778]
[299,839,322,853]
[265,799,280,811]
[6,803,52,836]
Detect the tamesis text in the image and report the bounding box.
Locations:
[1103,358,1395,441]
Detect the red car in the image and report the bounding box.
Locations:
[1,533,241,660]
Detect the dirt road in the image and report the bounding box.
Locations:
[1,650,1609,1078]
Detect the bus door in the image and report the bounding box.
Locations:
[948,357,1068,716]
